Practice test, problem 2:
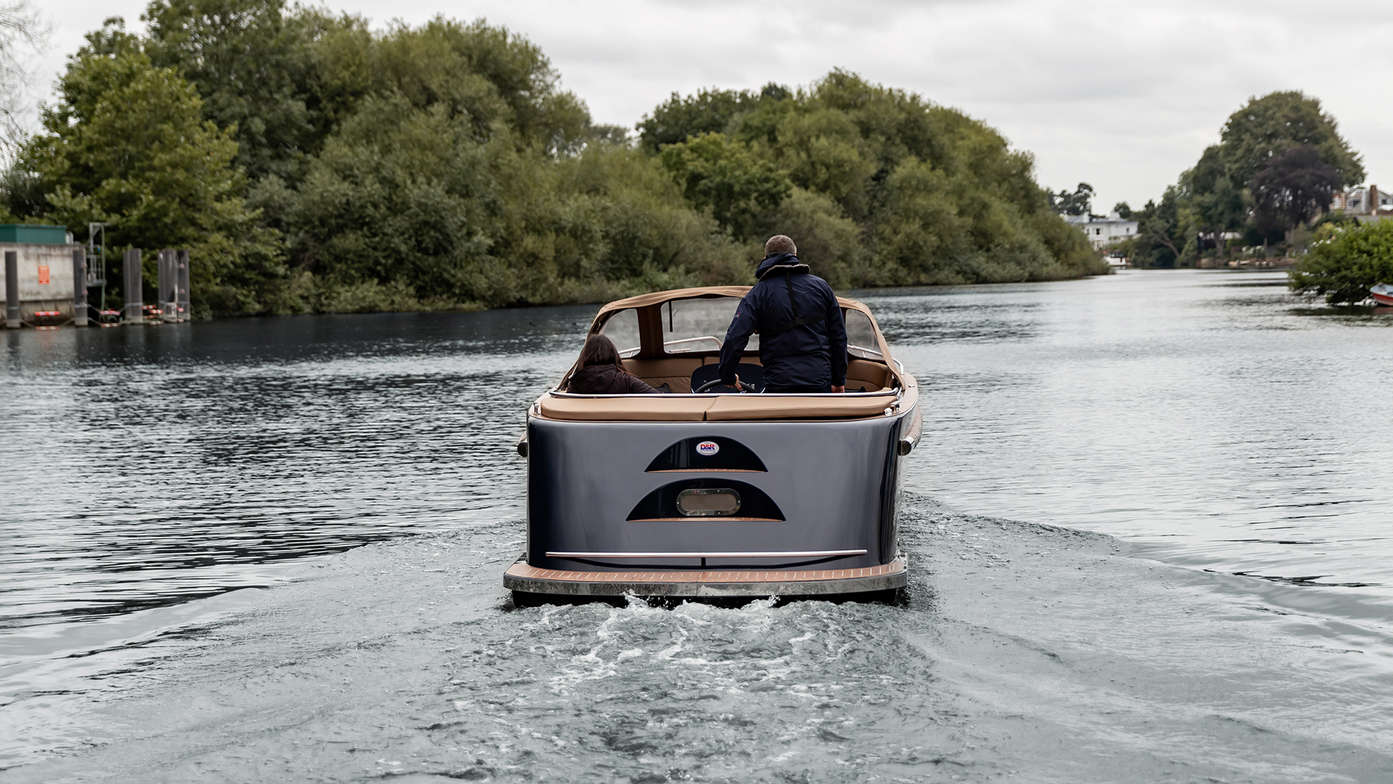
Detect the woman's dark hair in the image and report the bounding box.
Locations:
[578,334,624,369]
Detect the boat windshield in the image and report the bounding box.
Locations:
[659,296,759,355]
[845,310,881,359]
[599,308,641,357]
[599,294,882,359]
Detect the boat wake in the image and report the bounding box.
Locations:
[6,494,1393,782]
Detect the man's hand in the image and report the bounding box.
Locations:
[734,374,744,392]
[830,384,846,393]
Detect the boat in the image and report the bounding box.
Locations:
[505,286,921,603]
[1371,283,1393,307]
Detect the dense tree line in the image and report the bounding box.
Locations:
[1,0,1104,317]
[1122,91,1364,268]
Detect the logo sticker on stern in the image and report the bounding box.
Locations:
[695,440,720,457]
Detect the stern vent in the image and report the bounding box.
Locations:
[627,479,783,522]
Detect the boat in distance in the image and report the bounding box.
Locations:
[505,285,921,602]
[1371,283,1393,307]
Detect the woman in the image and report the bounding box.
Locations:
[566,334,660,394]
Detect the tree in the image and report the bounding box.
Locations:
[8,12,1112,315]
[763,106,876,220]
[21,47,280,314]
[1134,188,1184,267]
[659,132,791,239]
[1290,220,1393,304]
[637,88,760,153]
[1180,145,1245,257]
[1219,91,1364,190]
[0,0,46,156]
[142,0,366,183]
[1113,202,1133,219]
[371,17,591,157]
[1053,182,1094,216]
[1250,144,1342,237]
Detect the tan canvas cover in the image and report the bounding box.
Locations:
[589,286,897,368]
[537,390,910,422]
[536,286,917,423]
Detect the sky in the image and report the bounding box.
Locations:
[24,0,1393,212]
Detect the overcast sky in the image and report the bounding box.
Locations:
[27,0,1393,212]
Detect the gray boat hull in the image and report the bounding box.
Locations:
[512,411,913,598]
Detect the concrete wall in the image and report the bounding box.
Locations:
[0,243,82,319]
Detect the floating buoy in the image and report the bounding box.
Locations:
[32,310,65,327]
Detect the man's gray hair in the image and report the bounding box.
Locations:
[764,235,797,257]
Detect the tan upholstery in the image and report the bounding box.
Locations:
[538,387,905,422]
[621,356,718,393]
[845,358,889,392]
[538,395,710,421]
[704,392,898,421]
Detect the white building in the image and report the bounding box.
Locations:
[1063,212,1140,249]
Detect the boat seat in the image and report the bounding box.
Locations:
[846,359,890,392]
[621,357,712,393]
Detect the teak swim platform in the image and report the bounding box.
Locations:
[506,286,921,601]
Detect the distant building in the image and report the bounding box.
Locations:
[1331,184,1393,222]
[0,225,82,322]
[1063,212,1140,249]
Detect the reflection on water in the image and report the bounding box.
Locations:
[4,270,1393,776]
[859,270,1393,596]
[0,310,588,677]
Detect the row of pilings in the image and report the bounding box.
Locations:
[4,247,191,328]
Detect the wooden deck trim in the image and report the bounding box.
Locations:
[505,557,905,585]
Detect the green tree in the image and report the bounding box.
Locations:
[1250,144,1342,238]
[371,17,591,155]
[872,158,967,283]
[285,95,509,307]
[1290,220,1393,304]
[1219,91,1364,190]
[761,106,876,221]
[8,13,1112,316]
[659,132,791,239]
[22,47,279,314]
[1134,188,1185,267]
[1052,182,1094,216]
[142,0,329,182]
[555,144,744,291]
[637,87,759,153]
[1180,146,1245,258]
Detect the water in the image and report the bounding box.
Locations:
[3,270,1392,781]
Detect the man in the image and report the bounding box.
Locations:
[717,235,847,393]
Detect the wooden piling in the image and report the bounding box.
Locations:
[72,248,88,326]
[156,249,173,322]
[176,250,190,321]
[123,248,142,323]
[4,250,18,328]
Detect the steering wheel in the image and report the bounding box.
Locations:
[694,378,756,394]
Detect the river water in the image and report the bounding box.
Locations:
[2,270,1392,782]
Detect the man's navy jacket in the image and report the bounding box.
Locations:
[718,253,848,391]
